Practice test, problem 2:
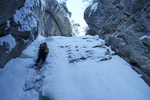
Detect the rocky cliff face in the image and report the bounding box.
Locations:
[84,0,150,76]
[0,0,72,68]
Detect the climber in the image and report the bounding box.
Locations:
[35,42,49,66]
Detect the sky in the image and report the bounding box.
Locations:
[66,0,91,27]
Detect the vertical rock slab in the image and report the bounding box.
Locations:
[84,0,150,76]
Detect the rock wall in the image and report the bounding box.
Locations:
[0,0,72,68]
[84,0,150,76]
[37,0,72,37]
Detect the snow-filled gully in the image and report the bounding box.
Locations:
[0,35,150,100]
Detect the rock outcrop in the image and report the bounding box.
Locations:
[84,0,150,76]
[0,0,72,68]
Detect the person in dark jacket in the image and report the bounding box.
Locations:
[35,42,49,65]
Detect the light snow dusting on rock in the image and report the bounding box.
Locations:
[13,0,38,31]
[40,0,46,12]
[88,2,98,17]
[91,2,98,12]
[6,20,10,28]
[140,35,150,40]
[0,34,16,52]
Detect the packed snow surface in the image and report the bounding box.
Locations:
[0,35,150,100]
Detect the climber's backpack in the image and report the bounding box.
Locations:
[40,43,47,50]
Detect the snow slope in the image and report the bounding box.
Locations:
[0,35,150,100]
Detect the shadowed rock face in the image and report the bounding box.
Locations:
[0,0,72,68]
[0,0,26,26]
[84,0,150,76]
